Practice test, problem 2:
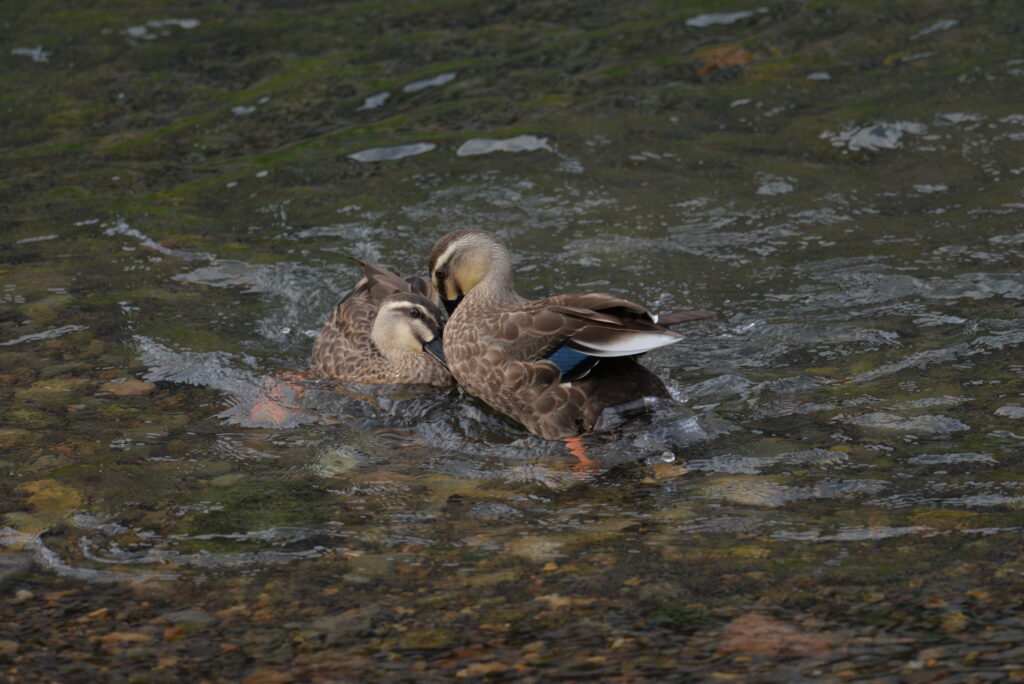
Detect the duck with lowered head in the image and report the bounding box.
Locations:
[427,229,712,440]
[312,258,453,387]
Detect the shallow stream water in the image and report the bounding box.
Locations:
[2,1,1023,680]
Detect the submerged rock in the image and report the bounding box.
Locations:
[99,378,156,396]
[311,605,384,639]
[159,608,216,630]
[343,552,416,583]
[0,553,33,588]
[310,447,360,476]
[908,452,996,465]
[836,412,969,437]
[0,429,33,450]
[398,628,455,650]
[681,373,753,401]
[15,377,92,408]
[719,613,845,657]
[507,536,563,562]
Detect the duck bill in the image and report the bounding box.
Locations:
[422,337,446,365]
[442,295,463,316]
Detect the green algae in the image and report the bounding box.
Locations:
[179,480,333,538]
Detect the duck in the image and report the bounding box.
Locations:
[427,229,713,439]
[311,259,453,387]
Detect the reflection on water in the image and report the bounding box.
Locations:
[3,0,1024,676]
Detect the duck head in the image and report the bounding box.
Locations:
[371,293,447,364]
[428,229,514,314]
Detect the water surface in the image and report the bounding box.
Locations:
[2,0,1023,680]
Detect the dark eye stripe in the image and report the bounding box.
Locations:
[404,305,436,320]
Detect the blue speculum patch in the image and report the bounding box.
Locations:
[546,345,591,375]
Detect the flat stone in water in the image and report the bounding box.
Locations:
[911,19,959,40]
[341,574,374,586]
[821,121,927,152]
[347,142,436,162]
[11,46,51,63]
[686,8,767,28]
[357,92,389,110]
[14,234,58,245]
[123,18,200,40]
[995,405,1024,419]
[756,179,795,196]
[402,72,456,93]
[456,135,551,157]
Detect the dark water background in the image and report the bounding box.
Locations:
[2,1,1023,680]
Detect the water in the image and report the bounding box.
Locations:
[2,0,1024,679]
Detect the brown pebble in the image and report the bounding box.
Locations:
[100,378,156,396]
[719,612,843,657]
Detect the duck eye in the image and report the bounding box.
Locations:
[435,269,447,281]
[409,308,422,319]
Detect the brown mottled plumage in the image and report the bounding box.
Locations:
[311,259,453,387]
[428,230,713,439]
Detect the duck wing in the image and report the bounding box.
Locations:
[504,294,711,382]
[343,258,412,302]
[323,258,421,342]
[337,257,441,309]
[546,293,695,358]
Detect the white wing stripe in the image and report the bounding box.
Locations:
[571,331,682,357]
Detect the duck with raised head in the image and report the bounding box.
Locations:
[427,229,713,439]
[311,259,453,387]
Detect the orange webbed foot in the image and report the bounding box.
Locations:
[564,435,600,477]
